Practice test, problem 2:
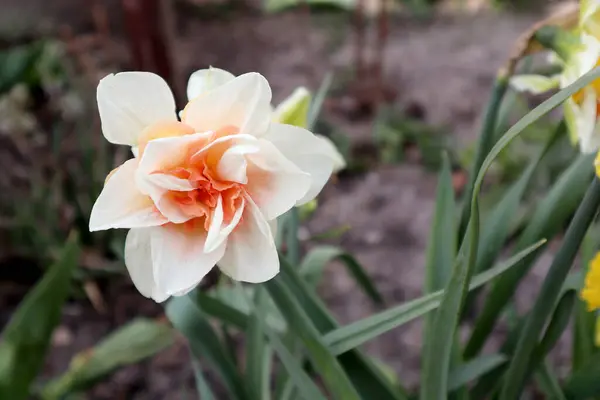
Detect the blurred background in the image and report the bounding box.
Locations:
[0,0,565,398]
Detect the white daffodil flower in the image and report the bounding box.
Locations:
[90,69,337,302]
[510,1,600,153]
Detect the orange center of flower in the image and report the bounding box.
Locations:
[153,125,245,231]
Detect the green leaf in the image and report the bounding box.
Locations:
[41,318,174,399]
[0,233,79,400]
[264,272,362,400]
[535,362,566,400]
[447,354,508,392]
[424,153,457,292]
[474,122,564,276]
[245,289,272,400]
[421,154,461,397]
[573,225,600,371]
[277,255,407,400]
[458,75,509,240]
[307,72,333,130]
[300,246,383,305]
[500,179,600,399]
[564,352,600,399]
[166,295,248,400]
[534,290,576,365]
[465,152,595,358]
[191,357,216,400]
[323,240,545,355]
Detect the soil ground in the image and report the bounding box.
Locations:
[0,1,562,398]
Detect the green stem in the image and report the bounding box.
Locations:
[458,75,509,242]
[286,208,300,265]
[500,178,600,400]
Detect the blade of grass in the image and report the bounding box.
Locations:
[324,241,545,355]
[0,233,79,400]
[500,179,600,399]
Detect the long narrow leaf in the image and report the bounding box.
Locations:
[421,155,459,398]
[535,362,567,400]
[245,289,271,400]
[448,354,508,392]
[323,241,545,355]
[191,356,216,400]
[564,352,600,399]
[465,153,595,358]
[300,246,383,304]
[41,318,174,399]
[0,233,79,400]
[278,255,405,399]
[166,295,248,400]
[265,274,362,400]
[500,179,600,399]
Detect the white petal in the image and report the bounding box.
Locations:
[509,75,560,94]
[205,195,245,253]
[246,139,311,220]
[217,142,261,184]
[262,123,335,205]
[315,134,346,172]
[577,87,600,153]
[89,159,166,231]
[151,224,226,296]
[218,196,279,283]
[124,228,168,302]
[187,67,235,101]
[97,72,177,146]
[182,72,272,136]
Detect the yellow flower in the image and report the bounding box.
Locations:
[581,251,600,311]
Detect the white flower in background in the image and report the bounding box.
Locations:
[90,68,341,302]
[510,1,600,153]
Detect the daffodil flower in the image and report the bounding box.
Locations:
[582,252,600,311]
[510,1,600,153]
[90,69,339,302]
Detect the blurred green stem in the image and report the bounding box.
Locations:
[500,178,600,399]
[458,75,509,242]
[286,208,300,265]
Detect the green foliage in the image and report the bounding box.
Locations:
[9,19,600,400]
[41,319,175,399]
[0,234,79,400]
